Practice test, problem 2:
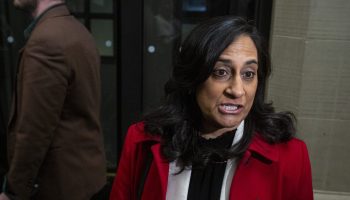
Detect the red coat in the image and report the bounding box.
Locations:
[110,123,313,200]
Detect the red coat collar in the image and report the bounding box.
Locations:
[132,123,281,200]
[247,133,279,162]
[134,121,279,164]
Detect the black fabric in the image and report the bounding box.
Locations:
[187,130,236,200]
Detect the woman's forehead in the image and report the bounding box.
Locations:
[218,36,258,61]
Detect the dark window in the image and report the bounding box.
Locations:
[67,0,119,171]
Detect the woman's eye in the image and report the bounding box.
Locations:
[242,71,256,79]
[212,68,230,77]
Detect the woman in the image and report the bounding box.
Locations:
[110,16,313,200]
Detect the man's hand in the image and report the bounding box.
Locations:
[0,193,10,200]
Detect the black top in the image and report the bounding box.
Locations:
[187,130,236,200]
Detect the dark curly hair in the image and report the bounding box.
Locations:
[143,16,296,170]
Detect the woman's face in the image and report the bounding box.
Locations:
[196,35,258,133]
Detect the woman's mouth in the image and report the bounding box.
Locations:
[218,104,243,114]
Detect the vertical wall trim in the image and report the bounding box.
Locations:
[118,0,144,153]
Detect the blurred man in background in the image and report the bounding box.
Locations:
[0,0,106,199]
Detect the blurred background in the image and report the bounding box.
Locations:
[1,0,349,199]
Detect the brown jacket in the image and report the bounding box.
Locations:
[7,4,106,200]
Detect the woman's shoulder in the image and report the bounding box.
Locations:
[272,136,311,171]
[250,133,310,163]
[254,132,308,150]
[277,137,309,155]
[124,122,161,144]
[249,135,313,198]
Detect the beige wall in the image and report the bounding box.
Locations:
[268,0,350,194]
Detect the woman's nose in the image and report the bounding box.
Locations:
[225,76,245,98]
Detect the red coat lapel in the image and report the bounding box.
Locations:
[151,144,169,199]
[229,134,280,200]
[141,143,169,200]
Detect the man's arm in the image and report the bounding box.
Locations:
[7,39,70,198]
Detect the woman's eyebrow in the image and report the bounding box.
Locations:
[216,58,232,64]
[246,59,258,65]
[217,58,258,65]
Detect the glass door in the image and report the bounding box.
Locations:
[67,0,118,170]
